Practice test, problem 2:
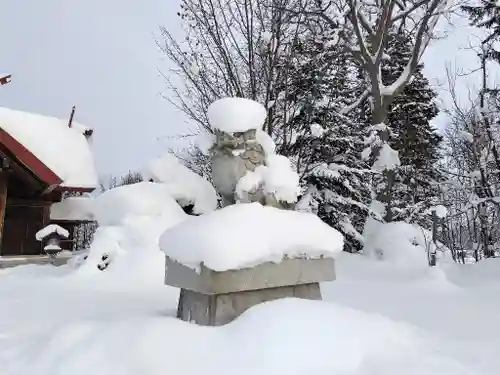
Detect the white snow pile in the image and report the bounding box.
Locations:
[427,205,448,219]
[35,224,69,241]
[310,122,325,138]
[142,153,217,214]
[160,202,343,271]
[236,154,300,204]
[363,221,438,273]
[1,261,498,375]
[459,130,474,143]
[208,97,267,132]
[75,182,188,285]
[372,143,400,171]
[0,107,98,189]
[50,196,95,222]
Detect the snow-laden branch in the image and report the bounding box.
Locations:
[381,0,447,97]
[340,89,370,114]
[348,0,374,65]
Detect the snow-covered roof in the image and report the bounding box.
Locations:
[160,202,344,271]
[50,196,95,222]
[35,224,70,241]
[0,107,98,189]
[207,97,267,133]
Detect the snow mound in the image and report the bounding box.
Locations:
[363,221,434,272]
[310,122,325,137]
[76,182,188,285]
[9,298,483,375]
[235,135,300,204]
[0,107,97,189]
[142,153,217,214]
[50,196,95,222]
[208,97,267,132]
[262,154,300,203]
[160,202,343,271]
[35,224,69,241]
[255,129,276,155]
[92,182,186,226]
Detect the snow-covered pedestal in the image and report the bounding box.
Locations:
[166,256,335,326]
[160,203,343,326]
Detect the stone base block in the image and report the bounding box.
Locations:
[177,282,322,326]
[165,256,335,294]
[165,255,335,326]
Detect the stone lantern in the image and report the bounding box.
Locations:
[35,224,69,264]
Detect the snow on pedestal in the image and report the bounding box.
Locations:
[160,202,342,326]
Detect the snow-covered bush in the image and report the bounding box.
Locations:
[363,221,443,272]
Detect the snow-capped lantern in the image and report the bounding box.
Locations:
[35,224,70,262]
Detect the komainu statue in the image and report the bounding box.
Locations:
[210,128,265,206]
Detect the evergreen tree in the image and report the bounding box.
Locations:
[279,31,372,252]
[382,32,443,224]
[355,31,443,225]
[462,0,500,61]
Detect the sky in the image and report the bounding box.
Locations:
[0,0,492,178]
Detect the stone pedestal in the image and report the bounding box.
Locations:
[165,256,335,326]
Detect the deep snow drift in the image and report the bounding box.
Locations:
[1,253,499,375]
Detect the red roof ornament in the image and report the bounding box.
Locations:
[0,74,11,86]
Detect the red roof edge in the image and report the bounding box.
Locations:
[55,186,95,193]
[0,129,63,187]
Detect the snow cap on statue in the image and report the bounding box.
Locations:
[207,97,267,133]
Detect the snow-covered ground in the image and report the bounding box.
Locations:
[0,253,499,375]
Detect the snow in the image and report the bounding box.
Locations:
[44,244,62,252]
[459,130,474,143]
[261,31,273,42]
[363,221,435,272]
[372,143,400,171]
[1,246,500,374]
[207,97,267,133]
[160,202,344,271]
[261,154,300,203]
[310,123,325,138]
[428,205,448,218]
[142,153,218,214]
[50,196,95,222]
[35,224,69,241]
[255,129,276,155]
[189,61,200,75]
[0,107,98,189]
[235,131,299,204]
[76,181,188,285]
[92,182,186,226]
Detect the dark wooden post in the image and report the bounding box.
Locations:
[429,210,437,267]
[0,172,8,255]
[68,106,76,128]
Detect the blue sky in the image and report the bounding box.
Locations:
[0,0,491,177]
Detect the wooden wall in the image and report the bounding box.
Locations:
[1,202,49,256]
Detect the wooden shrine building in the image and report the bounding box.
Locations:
[0,107,97,256]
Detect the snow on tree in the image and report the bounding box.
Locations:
[275,27,371,252]
[379,31,443,225]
